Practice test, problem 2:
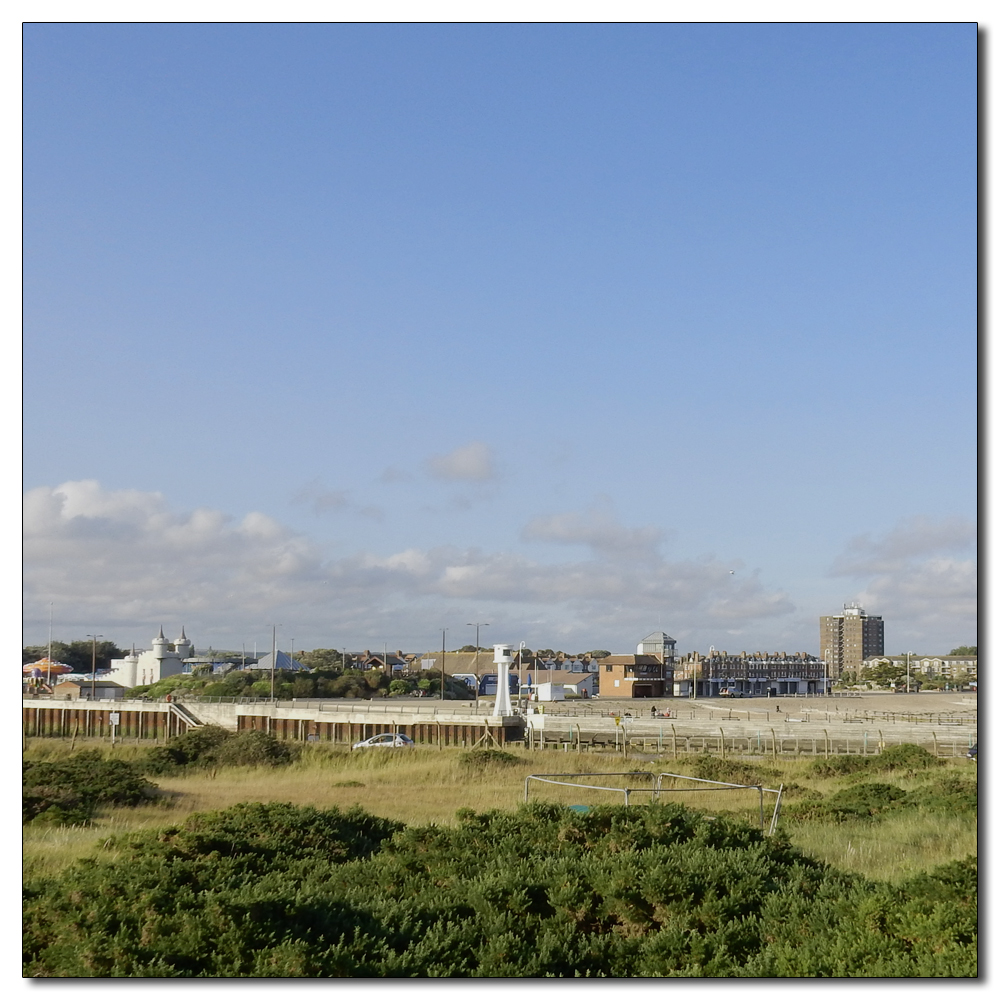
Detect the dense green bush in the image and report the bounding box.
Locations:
[785,782,910,823]
[23,753,157,826]
[870,744,942,773]
[687,756,779,787]
[142,726,234,774]
[809,743,942,779]
[213,731,298,768]
[142,726,297,773]
[785,772,978,825]
[903,775,978,815]
[23,801,976,977]
[458,749,523,771]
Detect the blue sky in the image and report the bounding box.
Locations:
[22,22,977,657]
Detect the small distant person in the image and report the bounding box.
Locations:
[650,706,657,717]
[775,705,780,712]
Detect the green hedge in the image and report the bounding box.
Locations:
[23,801,976,977]
[23,753,157,826]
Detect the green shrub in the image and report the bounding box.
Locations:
[808,744,942,780]
[142,725,234,773]
[688,756,779,787]
[23,753,157,826]
[458,749,523,770]
[869,744,942,773]
[786,782,909,823]
[213,731,298,768]
[808,754,871,778]
[22,801,977,977]
[904,775,978,815]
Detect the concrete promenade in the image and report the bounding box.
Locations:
[24,690,975,756]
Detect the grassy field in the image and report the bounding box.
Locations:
[22,737,977,882]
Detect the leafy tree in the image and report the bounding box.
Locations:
[23,640,125,673]
[291,676,317,699]
[950,646,977,656]
[951,670,973,691]
[862,658,906,688]
[297,648,346,672]
[588,650,611,659]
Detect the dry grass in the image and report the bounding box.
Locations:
[22,741,977,884]
[788,812,978,881]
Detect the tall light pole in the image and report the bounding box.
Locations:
[467,622,489,709]
[47,603,53,687]
[825,648,831,697]
[906,650,913,694]
[86,634,103,701]
[440,628,448,700]
[518,641,526,712]
[270,624,281,701]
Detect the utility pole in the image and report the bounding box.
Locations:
[270,624,281,701]
[440,629,448,701]
[47,603,53,687]
[467,622,489,709]
[86,634,103,701]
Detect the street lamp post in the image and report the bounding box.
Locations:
[270,624,281,701]
[467,622,489,711]
[518,641,526,712]
[825,648,831,697]
[86,634,103,701]
[906,651,913,694]
[440,629,448,701]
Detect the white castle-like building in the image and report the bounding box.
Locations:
[105,627,194,688]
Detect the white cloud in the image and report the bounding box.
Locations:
[23,481,794,652]
[829,515,977,649]
[291,479,384,521]
[522,500,664,562]
[425,441,496,482]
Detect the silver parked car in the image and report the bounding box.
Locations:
[351,732,415,750]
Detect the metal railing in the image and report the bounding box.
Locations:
[523,770,785,833]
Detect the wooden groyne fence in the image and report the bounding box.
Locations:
[23,697,975,757]
[22,697,525,748]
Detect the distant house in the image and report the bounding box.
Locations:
[674,651,825,697]
[352,650,408,672]
[596,655,672,699]
[862,655,977,682]
[254,651,309,673]
[52,679,127,701]
[522,670,597,699]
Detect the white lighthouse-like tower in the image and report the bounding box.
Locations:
[492,643,514,717]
